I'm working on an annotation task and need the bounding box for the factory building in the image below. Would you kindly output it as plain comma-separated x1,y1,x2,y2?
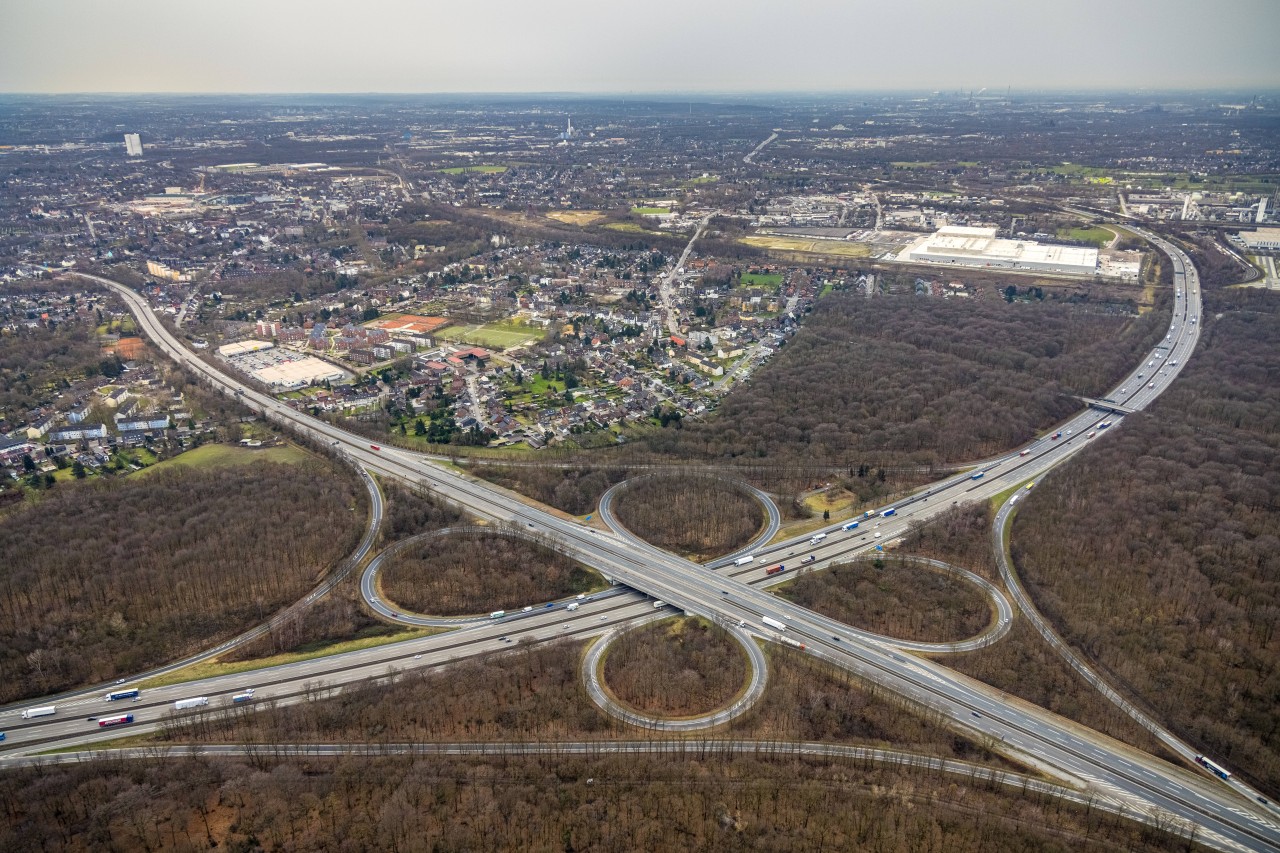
899,226,1099,275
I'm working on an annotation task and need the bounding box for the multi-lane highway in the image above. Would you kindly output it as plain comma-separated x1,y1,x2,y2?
3,232,1275,850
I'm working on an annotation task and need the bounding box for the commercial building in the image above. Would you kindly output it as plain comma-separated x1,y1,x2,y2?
1239,228,1280,251
124,133,143,157
218,340,274,358
898,226,1099,275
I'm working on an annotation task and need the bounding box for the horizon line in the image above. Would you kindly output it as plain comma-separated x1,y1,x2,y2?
2,86,1279,98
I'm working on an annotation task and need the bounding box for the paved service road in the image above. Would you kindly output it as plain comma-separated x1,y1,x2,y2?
7,239,1273,852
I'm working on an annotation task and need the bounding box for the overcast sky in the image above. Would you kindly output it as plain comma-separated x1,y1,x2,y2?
3,0,1277,94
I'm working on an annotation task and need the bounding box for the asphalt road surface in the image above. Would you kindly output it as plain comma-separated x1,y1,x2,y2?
5,236,1274,851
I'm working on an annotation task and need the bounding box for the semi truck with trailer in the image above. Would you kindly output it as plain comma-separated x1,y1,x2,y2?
173,697,209,711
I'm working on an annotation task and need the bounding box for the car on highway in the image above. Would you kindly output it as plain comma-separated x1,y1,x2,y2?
1088,431,1096,438
1148,382,1155,388
801,555,816,564
1065,429,1072,436
1026,482,1035,490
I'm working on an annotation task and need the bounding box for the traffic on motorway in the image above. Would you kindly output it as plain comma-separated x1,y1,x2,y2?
4,233,1276,851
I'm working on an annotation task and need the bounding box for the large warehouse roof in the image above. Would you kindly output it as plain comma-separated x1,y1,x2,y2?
899,226,1098,275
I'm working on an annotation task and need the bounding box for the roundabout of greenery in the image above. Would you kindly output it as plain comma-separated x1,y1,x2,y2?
585,615,764,728
605,473,772,561
777,555,999,647
375,527,608,617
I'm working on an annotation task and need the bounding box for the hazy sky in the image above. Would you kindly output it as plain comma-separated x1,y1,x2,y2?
3,0,1278,93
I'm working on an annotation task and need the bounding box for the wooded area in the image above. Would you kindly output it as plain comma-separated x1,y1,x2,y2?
225,481,465,660
379,532,605,615
0,751,1193,852
610,475,764,560
1011,289,1280,791
904,505,1175,757
0,458,365,702
634,293,1169,489
87,636,1194,851
777,558,992,644
0,319,116,424
476,464,629,515
603,617,748,716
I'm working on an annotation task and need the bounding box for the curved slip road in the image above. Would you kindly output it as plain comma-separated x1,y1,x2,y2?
17,242,1273,852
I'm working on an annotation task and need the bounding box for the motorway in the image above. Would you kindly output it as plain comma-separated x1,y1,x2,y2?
2,231,1276,850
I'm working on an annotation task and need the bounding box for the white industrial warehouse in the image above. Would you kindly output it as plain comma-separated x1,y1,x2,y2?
898,226,1099,275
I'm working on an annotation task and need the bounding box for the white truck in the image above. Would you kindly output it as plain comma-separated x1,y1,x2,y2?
173,697,209,711
21,706,56,719
566,602,579,612
762,616,788,632
732,555,755,567
809,533,827,545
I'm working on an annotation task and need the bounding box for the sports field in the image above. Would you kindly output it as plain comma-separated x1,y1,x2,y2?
439,321,543,350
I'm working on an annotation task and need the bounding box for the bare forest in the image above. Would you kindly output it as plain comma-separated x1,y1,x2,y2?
163,638,992,761
602,617,748,716
379,532,605,616
1011,289,1280,791
0,318,118,424
0,752,1195,853
0,458,365,703
610,475,764,560
778,558,993,644
903,505,1177,758
474,464,629,516
636,293,1170,481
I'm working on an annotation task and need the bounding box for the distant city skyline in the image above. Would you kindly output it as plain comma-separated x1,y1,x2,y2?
3,0,1278,94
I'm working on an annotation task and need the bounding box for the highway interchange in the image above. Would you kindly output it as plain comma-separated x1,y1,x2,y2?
1,228,1277,850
